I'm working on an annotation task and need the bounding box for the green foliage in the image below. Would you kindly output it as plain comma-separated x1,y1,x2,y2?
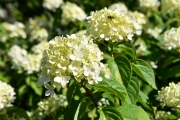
118,104,150,120
1,0,180,119
90,80,128,103
132,59,157,89
99,106,124,120
127,76,140,104
114,55,132,87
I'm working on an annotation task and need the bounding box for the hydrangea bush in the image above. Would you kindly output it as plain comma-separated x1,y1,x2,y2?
0,0,180,119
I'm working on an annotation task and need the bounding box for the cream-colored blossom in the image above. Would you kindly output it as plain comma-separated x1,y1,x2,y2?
27,94,67,119
98,98,110,106
43,0,63,11
139,0,160,10
161,27,180,52
28,19,48,42
134,38,147,56
8,42,49,74
38,94,68,115
86,8,142,42
8,45,28,70
128,11,147,35
22,54,42,74
61,2,87,25
156,82,180,110
1,22,26,42
75,30,87,37
155,111,169,120
108,2,128,13
37,34,105,96
31,41,49,57
24,42,49,74
30,28,48,42
149,61,158,69
0,8,7,19
161,0,180,15
147,27,162,38
0,81,16,110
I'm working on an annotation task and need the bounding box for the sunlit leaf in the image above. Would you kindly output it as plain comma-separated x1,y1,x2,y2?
132,59,157,89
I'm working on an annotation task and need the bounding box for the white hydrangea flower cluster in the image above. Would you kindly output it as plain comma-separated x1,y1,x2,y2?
22,54,44,74
0,80,16,110
128,11,147,35
139,0,160,10
155,111,169,120
37,34,105,96
86,8,142,42
28,19,48,42
8,42,49,74
161,27,180,52
0,8,7,19
161,0,180,15
134,39,147,56
98,98,110,106
37,94,68,115
43,0,63,11
1,22,26,42
108,2,128,13
8,45,28,68
75,30,112,79
156,82,180,110
61,2,87,25
31,41,49,57
147,27,162,38
75,30,87,38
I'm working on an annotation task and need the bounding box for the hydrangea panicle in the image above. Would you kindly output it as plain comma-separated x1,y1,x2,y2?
37,34,106,96
156,82,180,111
0,80,16,110
161,27,180,52
161,0,180,16
139,0,160,10
61,2,87,25
8,42,49,74
108,2,128,13
86,8,142,42
43,0,63,11
1,22,26,42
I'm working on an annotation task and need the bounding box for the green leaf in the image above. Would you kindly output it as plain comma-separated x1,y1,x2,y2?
64,100,80,120
127,76,140,104
137,97,152,112
115,55,132,87
162,56,180,68
30,81,42,96
107,57,123,84
74,97,90,120
102,92,115,104
118,104,150,120
101,106,124,120
90,80,128,103
78,101,90,119
168,66,180,78
98,109,106,120
5,106,30,120
139,91,149,103
67,79,80,105
18,85,28,97
132,59,157,89
116,43,136,59
25,76,42,96
74,100,82,120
